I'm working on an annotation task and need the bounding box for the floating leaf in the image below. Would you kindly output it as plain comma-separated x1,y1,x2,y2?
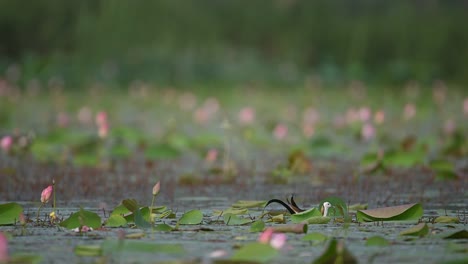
250,220,265,232
312,239,357,264
356,203,423,222
302,232,328,244
125,233,145,239
290,207,321,223
110,204,131,216
349,203,368,211
153,223,174,232
8,254,43,264
179,210,203,225
399,223,429,237
122,199,139,212
444,230,468,239
268,214,285,224
105,215,127,227
434,216,460,224
0,202,23,225
223,213,251,226
232,200,267,209
212,208,248,217
366,236,390,246
231,242,278,263
306,216,331,224
134,207,151,229
74,244,103,256
59,207,102,229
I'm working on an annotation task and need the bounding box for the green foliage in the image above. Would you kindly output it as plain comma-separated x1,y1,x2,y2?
59,207,101,229
105,215,127,227
365,236,390,246
74,245,103,257
443,230,468,240
231,242,278,263
250,220,265,233
223,213,251,226
357,203,423,222
290,208,322,223
178,210,203,225
312,239,357,264
0,202,23,225
231,200,267,209
399,223,429,237
153,223,174,232
302,232,328,244
144,144,180,160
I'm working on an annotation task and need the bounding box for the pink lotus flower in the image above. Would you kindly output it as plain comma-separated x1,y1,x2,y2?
302,107,320,125
302,123,315,138
361,123,375,141
208,249,228,258
205,149,218,163
358,107,371,122
40,185,53,204
98,123,109,139
193,108,210,124
56,112,70,128
373,110,385,125
95,111,108,127
403,103,416,120
345,108,360,124
77,106,93,125
1,136,13,152
238,107,255,125
258,228,287,250
0,232,8,262
152,181,160,196
273,124,288,140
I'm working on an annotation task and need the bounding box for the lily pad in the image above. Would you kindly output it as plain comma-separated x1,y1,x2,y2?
444,230,468,239
356,203,423,222
290,207,321,223
213,208,248,217
306,216,331,224
122,199,139,212
231,242,278,263
366,236,390,246
153,223,174,232
302,232,328,243
74,244,103,257
179,209,203,225
434,216,460,224
0,202,23,225
250,220,265,232
232,200,267,209
59,207,102,229
223,213,251,226
105,215,127,227
134,207,152,229
399,223,429,237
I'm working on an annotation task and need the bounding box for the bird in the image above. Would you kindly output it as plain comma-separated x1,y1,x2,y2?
265,195,332,217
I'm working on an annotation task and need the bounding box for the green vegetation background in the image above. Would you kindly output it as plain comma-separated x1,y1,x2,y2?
1,0,467,87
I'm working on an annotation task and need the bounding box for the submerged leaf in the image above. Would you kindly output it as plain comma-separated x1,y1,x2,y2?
399,223,429,237
179,210,203,225
356,203,423,222
231,242,278,263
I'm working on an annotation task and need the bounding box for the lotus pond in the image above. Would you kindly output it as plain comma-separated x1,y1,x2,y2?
0,84,467,263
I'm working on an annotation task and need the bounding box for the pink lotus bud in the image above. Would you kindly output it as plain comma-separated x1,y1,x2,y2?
205,149,218,163
98,123,109,139
40,185,53,204
358,107,371,122
258,228,274,244
373,110,385,125
302,123,315,138
273,123,288,140
0,232,8,262
152,181,160,196
238,107,255,125
270,233,287,250
1,136,13,152
95,111,108,126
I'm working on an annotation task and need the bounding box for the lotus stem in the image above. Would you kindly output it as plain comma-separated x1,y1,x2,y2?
271,223,307,234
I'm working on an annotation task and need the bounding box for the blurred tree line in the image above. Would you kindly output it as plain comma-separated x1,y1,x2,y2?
1,0,467,86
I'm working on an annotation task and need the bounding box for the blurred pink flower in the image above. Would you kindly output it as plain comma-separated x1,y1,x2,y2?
72,225,93,233
193,107,210,124
95,111,108,127
345,108,360,124
258,228,287,250
1,136,13,152
464,98,468,116
302,123,315,138
273,123,288,140
203,97,220,115
358,107,371,122
238,107,255,125
98,123,109,139
208,249,228,258
373,110,385,125
302,107,320,125
152,181,161,196
205,149,218,163
403,103,416,120
56,112,70,128
361,123,375,141
40,185,53,204
77,107,93,125
0,232,8,262
443,119,456,135
333,115,347,129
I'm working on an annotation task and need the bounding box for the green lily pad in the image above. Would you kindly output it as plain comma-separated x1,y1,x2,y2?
290,207,322,223
348,203,368,211
232,200,267,209
153,223,174,232
105,215,127,227
179,209,203,225
434,216,460,224
0,202,23,225
302,232,328,243
144,144,180,160
366,236,390,246
444,230,468,239
8,254,43,264
250,220,265,232
399,223,429,237
223,213,252,226
134,207,152,229
59,207,102,229
312,239,357,264
231,242,278,263
122,199,139,212
213,208,248,217
306,216,331,224
110,204,132,216
74,244,103,256
356,203,423,222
